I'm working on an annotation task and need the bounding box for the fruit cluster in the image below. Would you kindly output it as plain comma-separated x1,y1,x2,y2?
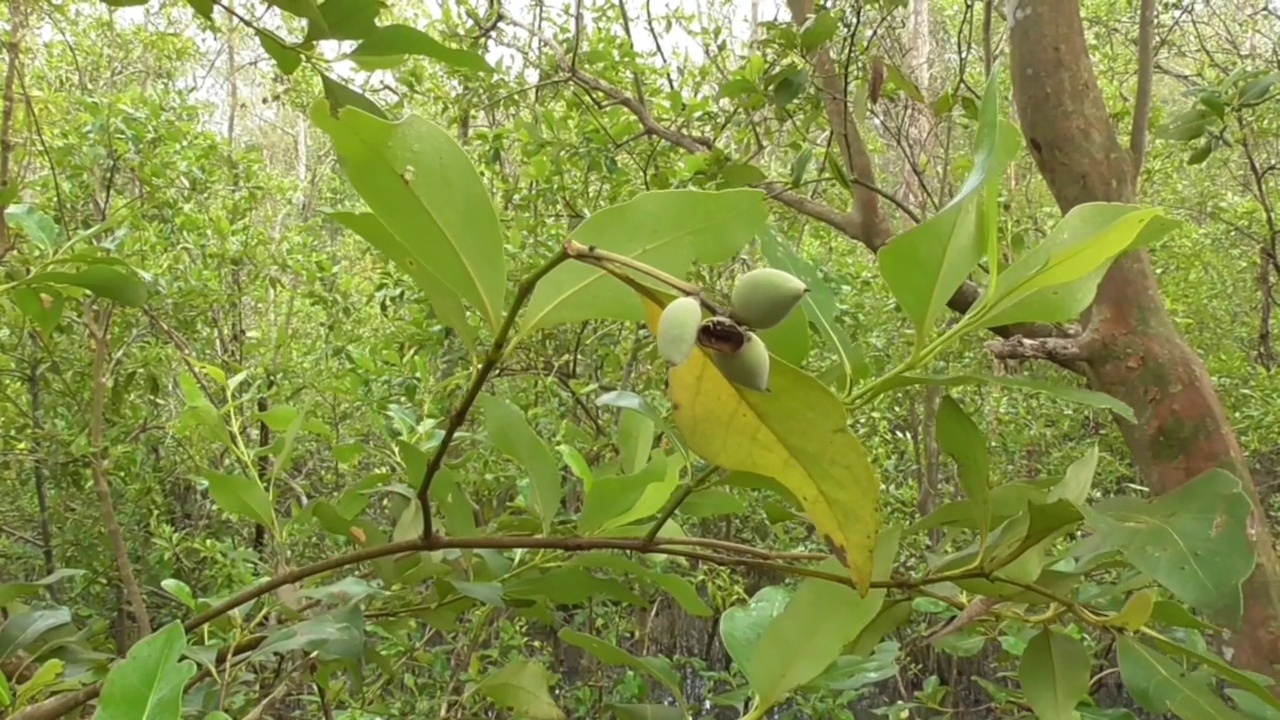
655,268,809,392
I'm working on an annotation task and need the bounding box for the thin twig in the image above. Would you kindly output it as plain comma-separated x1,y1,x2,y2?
417,248,572,536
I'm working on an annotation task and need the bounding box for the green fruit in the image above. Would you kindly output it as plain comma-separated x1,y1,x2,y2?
712,331,771,392
728,267,808,330
656,296,703,365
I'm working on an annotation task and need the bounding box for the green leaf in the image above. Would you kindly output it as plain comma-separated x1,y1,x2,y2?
877,373,1137,423
0,608,72,661
716,163,767,188
10,287,64,337
616,407,654,475
719,585,791,676
975,204,1180,327
1018,628,1090,720
520,189,767,334
679,488,746,518
645,299,881,591
429,467,478,537
1118,636,1247,719
21,265,148,307
0,569,85,607
558,630,686,709
348,25,493,72
799,10,839,52
1187,141,1213,166
265,0,327,31
761,228,870,387
1155,107,1217,141
1236,72,1280,106
747,529,899,710
567,553,713,617
756,297,810,367
1082,469,1255,627
318,74,388,120
505,568,645,607
182,0,213,20
332,211,475,347
312,102,507,333
313,0,381,40
4,204,59,249
198,470,277,531
474,659,566,720
253,605,365,661
1049,444,1098,505
256,30,301,75
479,394,563,532
94,622,196,720
878,72,1021,343
606,704,685,720
1142,633,1280,716
579,455,676,534
883,60,925,103
936,396,991,534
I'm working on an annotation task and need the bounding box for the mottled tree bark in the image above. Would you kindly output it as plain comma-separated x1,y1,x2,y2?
1007,0,1280,680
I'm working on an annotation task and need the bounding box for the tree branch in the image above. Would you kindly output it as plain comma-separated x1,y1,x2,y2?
1128,0,1157,184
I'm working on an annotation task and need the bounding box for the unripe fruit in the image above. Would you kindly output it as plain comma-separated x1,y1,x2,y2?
711,331,771,392
696,316,747,354
728,267,808,330
656,296,703,365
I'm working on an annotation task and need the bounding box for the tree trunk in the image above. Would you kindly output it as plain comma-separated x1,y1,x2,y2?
1006,0,1280,680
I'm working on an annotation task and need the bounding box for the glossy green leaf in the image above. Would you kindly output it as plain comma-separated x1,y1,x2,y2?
318,74,388,119
975,204,1180,327
182,0,213,20
1018,628,1090,720
21,265,148,307
253,604,365,661
719,585,791,677
313,0,381,39
0,608,71,661
747,529,899,710
1155,107,1216,141
617,407,655,476
479,394,563,532
1049,444,1099,505
1082,469,1255,626
348,25,493,72
558,630,686,708
429,467,479,537
198,470,277,531
679,488,746,518
474,659,565,720
799,10,838,52
94,621,196,720
878,72,1020,343
567,552,713,617
1118,636,1246,719
876,372,1137,423
760,229,868,385
579,455,676,534
505,567,645,607
256,30,301,75
756,298,810,367
10,287,65,336
0,569,84,608
4,204,59,249
311,101,506,332
520,189,767,334
1142,633,1280,715
936,396,991,534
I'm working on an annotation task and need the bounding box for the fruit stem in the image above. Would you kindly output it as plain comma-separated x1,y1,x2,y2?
564,239,703,297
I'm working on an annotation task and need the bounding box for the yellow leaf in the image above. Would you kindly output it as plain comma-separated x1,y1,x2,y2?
642,298,882,591
1106,587,1157,631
